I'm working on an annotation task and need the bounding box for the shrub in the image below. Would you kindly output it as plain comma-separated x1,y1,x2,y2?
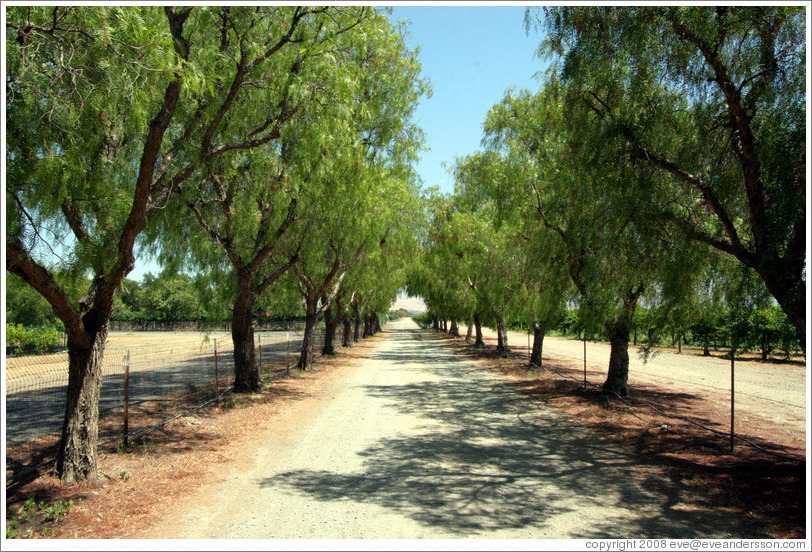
5,324,65,355
411,311,432,328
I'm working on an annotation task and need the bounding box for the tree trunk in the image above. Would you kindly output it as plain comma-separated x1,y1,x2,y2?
495,314,510,353
703,333,710,356
465,319,473,343
449,319,460,337
342,314,353,348
232,274,259,392
530,322,545,367
298,296,319,370
353,311,361,342
473,314,484,347
363,315,373,338
603,326,630,397
57,329,106,484
759,264,805,350
322,300,341,356
374,313,382,333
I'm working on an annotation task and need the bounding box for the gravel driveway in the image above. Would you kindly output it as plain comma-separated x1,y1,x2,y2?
160,318,771,539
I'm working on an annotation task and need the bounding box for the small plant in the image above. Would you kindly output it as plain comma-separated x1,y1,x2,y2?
6,498,74,538
119,471,130,481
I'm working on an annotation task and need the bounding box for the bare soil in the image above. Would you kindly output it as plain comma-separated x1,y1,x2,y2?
440,331,807,539
4,324,807,540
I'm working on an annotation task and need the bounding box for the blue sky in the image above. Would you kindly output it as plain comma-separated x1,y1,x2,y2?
388,4,548,194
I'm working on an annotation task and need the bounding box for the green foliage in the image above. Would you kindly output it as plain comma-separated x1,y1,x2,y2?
535,5,807,341
5,498,73,538
412,311,433,328
388,308,411,320
5,324,65,355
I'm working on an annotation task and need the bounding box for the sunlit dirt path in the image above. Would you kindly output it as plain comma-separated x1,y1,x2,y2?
153,318,770,539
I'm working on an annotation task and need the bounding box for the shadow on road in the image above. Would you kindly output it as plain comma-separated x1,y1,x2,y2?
261,327,771,538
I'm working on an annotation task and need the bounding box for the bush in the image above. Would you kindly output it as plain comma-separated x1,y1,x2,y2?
5,324,65,355
411,312,432,328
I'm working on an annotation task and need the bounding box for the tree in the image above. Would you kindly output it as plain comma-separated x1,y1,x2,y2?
6,6,194,483
535,5,807,344
142,6,385,391
481,83,705,395
138,272,206,325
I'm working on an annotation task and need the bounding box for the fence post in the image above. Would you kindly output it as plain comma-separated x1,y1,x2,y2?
583,336,587,389
258,334,262,372
730,340,736,452
123,350,130,448
214,338,219,405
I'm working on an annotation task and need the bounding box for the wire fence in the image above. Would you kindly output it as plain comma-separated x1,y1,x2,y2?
5,328,326,485
442,325,806,463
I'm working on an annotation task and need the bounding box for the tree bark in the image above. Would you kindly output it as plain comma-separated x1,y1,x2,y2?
322,298,341,356
603,326,630,397
232,272,259,392
495,314,510,353
298,296,319,370
465,319,473,343
342,314,353,348
530,322,545,367
449,319,460,337
374,313,382,333
363,315,374,338
473,314,484,347
353,311,361,342
56,328,106,485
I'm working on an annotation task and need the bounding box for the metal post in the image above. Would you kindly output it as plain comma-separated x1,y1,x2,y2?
730,342,735,452
583,335,588,388
214,338,219,404
123,350,130,448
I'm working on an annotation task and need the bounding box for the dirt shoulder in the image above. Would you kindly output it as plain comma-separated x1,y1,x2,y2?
436,331,807,539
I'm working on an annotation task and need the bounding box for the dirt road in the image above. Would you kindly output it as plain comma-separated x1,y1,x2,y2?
154,318,771,539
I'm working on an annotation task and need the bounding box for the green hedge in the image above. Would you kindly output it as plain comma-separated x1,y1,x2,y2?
5,324,65,356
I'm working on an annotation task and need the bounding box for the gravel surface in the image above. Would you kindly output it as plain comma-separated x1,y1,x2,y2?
157,318,770,539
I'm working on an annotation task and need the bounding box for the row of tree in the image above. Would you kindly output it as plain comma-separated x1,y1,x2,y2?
6,6,428,484
409,6,806,396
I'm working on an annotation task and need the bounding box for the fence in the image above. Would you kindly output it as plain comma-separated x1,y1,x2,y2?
5,328,325,485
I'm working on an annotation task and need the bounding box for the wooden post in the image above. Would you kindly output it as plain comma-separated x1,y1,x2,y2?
214,338,219,404
123,350,130,448
258,334,262,372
